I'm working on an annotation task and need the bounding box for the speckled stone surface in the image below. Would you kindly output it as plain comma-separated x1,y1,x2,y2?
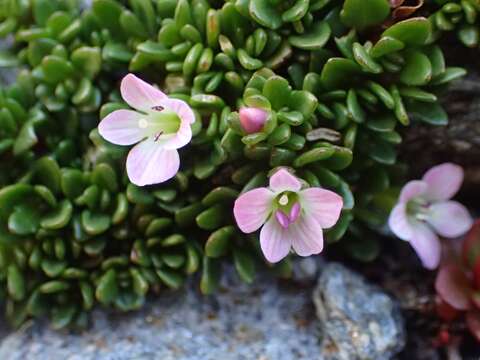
314,263,406,360
0,270,320,360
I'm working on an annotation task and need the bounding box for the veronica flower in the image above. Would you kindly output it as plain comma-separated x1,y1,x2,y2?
98,74,194,186
389,163,473,269
239,107,268,134
233,168,343,263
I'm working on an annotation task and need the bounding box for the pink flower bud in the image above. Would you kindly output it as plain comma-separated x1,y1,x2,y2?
239,107,268,134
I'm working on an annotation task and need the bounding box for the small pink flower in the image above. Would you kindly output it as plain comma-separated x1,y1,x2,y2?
233,168,343,263
239,107,268,134
389,163,473,269
98,74,195,186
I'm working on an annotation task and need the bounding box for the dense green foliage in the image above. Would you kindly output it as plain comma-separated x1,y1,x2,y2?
0,0,469,328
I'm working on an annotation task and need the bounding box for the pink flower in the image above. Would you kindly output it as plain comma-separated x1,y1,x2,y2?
239,107,268,134
233,168,343,263
98,74,194,186
388,163,473,269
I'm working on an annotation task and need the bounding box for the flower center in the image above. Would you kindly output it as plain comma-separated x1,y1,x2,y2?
274,192,301,229
406,197,431,221
138,106,182,140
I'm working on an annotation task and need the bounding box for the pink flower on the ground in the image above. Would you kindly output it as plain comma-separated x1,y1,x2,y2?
98,74,194,186
388,163,472,269
233,168,343,263
239,107,268,134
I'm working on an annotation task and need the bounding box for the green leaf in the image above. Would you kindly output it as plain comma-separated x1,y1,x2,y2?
289,21,331,50
320,58,362,89
249,0,282,30
40,199,73,230
8,205,40,235
7,265,25,301
399,50,432,86
71,47,102,79
96,269,118,304
406,100,448,125
370,36,404,58
381,17,431,46
233,249,255,284
340,0,390,31
205,226,235,258
81,210,111,235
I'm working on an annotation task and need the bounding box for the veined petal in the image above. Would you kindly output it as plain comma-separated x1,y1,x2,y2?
234,188,274,233
427,201,473,238
126,138,179,186
259,217,292,263
388,203,414,241
399,180,428,203
98,109,146,145
269,168,302,193
423,163,464,201
160,98,194,150
409,221,441,269
290,214,324,257
435,264,472,310
299,188,343,229
121,74,167,111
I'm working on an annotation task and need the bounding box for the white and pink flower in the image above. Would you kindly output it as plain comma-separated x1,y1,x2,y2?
233,168,343,263
98,74,195,186
388,163,473,269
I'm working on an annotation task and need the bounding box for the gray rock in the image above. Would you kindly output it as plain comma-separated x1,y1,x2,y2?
313,263,405,360
0,271,320,360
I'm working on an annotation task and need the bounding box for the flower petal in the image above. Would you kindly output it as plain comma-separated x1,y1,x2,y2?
290,215,324,257
435,264,472,310
121,73,167,111
409,221,441,269
260,217,292,263
234,188,274,233
126,138,179,186
98,109,146,145
269,168,302,193
427,201,473,238
423,163,464,201
388,203,414,241
160,98,194,150
399,180,428,203
299,188,343,229
239,107,267,134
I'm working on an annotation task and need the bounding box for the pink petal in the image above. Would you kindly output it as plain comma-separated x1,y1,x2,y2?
427,201,473,238
126,138,180,186
269,168,302,193
289,202,301,223
160,98,194,150
259,217,292,263
399,180,428,203
289,214,324,257
121,74,167,111
299,188,343,229
239,107,268,134
423,163,464,201
435,264,472,310
234,188,274,233
98,109,146,145
409,221,441,269
388,203,414,241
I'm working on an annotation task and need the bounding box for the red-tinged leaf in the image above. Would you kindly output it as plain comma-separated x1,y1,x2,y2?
472,292,480,310
435,296,461,322
474,257,480,290
463,220,480,269
435,264,472,311
466,311,480,342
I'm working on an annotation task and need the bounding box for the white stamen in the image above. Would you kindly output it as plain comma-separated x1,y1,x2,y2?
279,194,289,206
138,118,148,129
